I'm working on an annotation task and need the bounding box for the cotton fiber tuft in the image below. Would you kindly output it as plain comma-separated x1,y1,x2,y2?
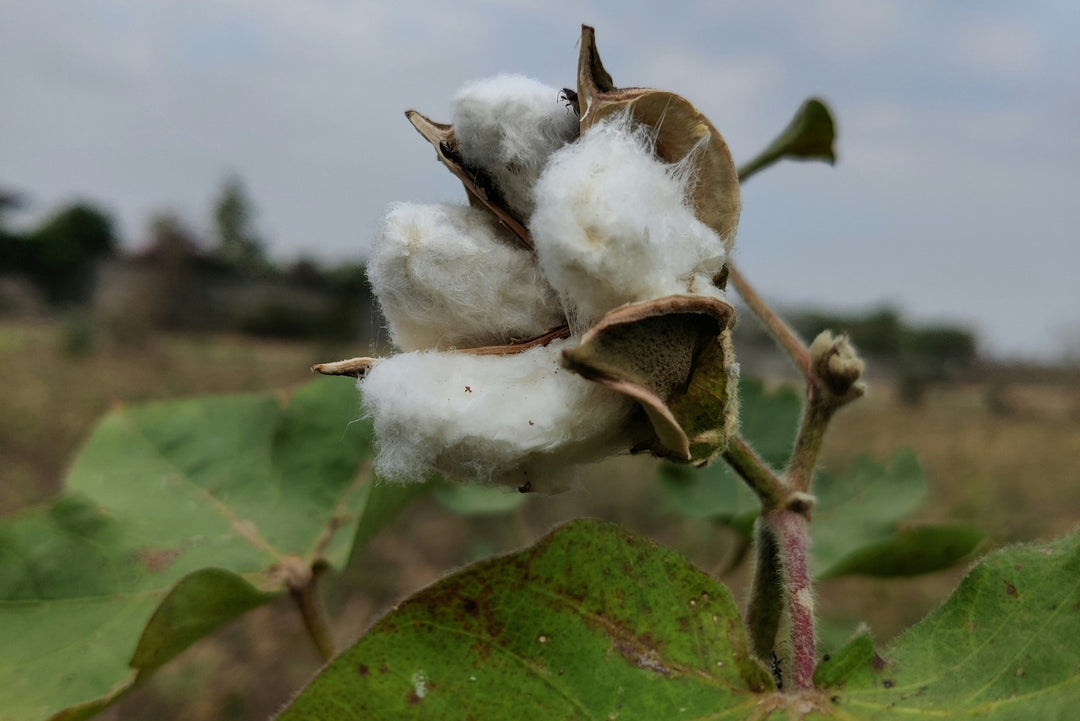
368,203,564,351
530,114,728,330
453,75,579,221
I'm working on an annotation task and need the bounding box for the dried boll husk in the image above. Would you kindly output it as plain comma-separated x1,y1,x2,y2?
405,110,534,249
575,25,741,252
562,295,738,464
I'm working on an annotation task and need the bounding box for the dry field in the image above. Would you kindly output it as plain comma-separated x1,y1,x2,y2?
2,319,1077,720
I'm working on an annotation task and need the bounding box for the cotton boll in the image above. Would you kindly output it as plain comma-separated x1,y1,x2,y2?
359,341,637,490
530,116,728,330
368,203,565,351
453,75,579,221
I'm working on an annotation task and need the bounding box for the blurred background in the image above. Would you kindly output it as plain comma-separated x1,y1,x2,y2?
1,2,1078,719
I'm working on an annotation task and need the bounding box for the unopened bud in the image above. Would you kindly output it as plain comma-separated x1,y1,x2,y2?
810,331,866,397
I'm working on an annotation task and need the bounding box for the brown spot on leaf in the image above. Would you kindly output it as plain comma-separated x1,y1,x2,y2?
613,638,672,677
883,679,896,688
1005,581,1018,597
357,664,369,676
407,691,423,705
871,654,887,671
136,547,181,573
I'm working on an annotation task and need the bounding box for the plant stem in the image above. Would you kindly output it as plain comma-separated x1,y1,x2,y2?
746,520,784,663
722,265,864,691
722,435,788,509
785,396,835,494
727,265,811,380
291,575,336,662
737,150,784,184
766,510,817,691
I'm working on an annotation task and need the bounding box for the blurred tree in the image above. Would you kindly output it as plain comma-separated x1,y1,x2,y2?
213,175,267,272
794,306,905,357
6,203,117,306
792,305,977,390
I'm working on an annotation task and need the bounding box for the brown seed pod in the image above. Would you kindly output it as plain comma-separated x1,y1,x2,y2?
576,25,741,250
561,295,738,463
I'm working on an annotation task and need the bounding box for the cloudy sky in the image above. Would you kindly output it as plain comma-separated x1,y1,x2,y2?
2,1,1078,359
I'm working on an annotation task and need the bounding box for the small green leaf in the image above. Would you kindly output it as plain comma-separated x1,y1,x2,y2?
814,628,875,688
812,451,981,579
738,97,837,182
659,463,759,534
822,529,1080,718
433,484,527,516
816,525,983,580
277,519,773,720
0,379,422,721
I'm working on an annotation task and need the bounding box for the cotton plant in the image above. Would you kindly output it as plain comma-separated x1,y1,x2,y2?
317,28,745,491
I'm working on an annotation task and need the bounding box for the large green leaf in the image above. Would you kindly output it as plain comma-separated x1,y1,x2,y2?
813,451,982,579
280,521,1080,720
0,378,422,721
277,519,774,720
816,528,1080,718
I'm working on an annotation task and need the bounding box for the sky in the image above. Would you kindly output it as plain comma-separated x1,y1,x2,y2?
2,0,1078,360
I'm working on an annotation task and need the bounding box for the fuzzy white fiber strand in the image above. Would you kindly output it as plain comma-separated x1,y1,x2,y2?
368,203,565,352
530,115,728,330
359,341,636,489
453,75,579,221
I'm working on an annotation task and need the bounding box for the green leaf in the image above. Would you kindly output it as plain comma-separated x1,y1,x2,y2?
818,529,1080,718
277,519,774,720
814,628,875,689
0,378,421,721
433,483,528,516
738,97,837,182
658,378,799,532
812,451,982,579
816,524,983,580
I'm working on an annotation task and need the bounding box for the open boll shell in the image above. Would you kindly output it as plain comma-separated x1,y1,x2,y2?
561,294,739,463
405,110,534,249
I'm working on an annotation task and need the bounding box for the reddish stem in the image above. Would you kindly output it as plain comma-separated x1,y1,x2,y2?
766,509,817,690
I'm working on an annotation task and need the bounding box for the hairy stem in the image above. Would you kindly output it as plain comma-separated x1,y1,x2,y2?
766,510,817,691
727,265,811,380
786,395,836,493
746,520,784,664
291,576,336,662
722,435,788,509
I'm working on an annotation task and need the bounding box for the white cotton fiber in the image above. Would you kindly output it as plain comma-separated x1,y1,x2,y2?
453,75,579,221
368,203,565,351
358,341,637,489
529,115,728,330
